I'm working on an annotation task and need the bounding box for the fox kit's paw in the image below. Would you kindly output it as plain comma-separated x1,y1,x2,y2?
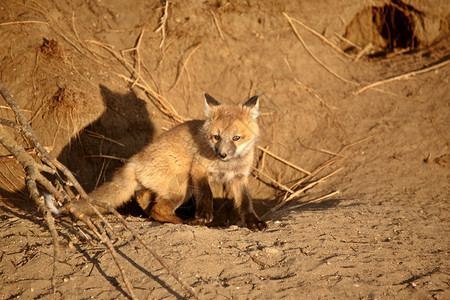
243,213,267,231
247,220,267,231
187,218,211,226
188,216,213,226
189,207,213,225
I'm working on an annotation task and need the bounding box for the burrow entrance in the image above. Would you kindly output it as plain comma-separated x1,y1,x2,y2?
342,0,445,57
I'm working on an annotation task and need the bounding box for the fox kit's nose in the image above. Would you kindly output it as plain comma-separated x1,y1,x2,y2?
218,152,227,159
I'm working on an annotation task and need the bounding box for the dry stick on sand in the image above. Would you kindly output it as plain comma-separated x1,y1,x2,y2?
354,58,450,95
288,16,351,59
168,42,202,91
288,190,340,210
261,167,343,220
0,20,49,26
42,198,59,293
83,129,126,147
251,167,295,194
0,83,199,299
353,43,373,63
84,154,126,162
284,167,343,203
121,27,146,89
286,158,340,197
0,146,53,163
257,146,311,175
210,10,225,40
334,32,362,51
283,12,359,86
319,148,348,158
155,0,169,51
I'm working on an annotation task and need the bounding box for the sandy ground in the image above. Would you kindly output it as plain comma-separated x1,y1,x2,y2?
0,0,449,299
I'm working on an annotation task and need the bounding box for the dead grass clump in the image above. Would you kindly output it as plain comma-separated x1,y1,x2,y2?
40,38,62,58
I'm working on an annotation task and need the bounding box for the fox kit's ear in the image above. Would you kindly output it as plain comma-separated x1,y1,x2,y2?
204,93,221,118
243,95,259,119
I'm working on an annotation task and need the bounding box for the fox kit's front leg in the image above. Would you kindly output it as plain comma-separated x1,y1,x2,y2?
231,177,267,230
189,168,214,225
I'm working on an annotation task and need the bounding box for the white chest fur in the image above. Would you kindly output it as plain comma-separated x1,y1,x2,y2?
207,163,249,183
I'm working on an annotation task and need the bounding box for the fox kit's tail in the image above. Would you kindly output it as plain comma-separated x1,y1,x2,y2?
46,164,138,216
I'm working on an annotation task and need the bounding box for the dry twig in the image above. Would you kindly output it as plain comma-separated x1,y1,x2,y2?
155,0,169,51
0,20,48,26
251,167,294,194
283,12,359,86
289,16,351,59
334,32,361,50
353,43,373,62
354,58,450,95
168,43,202,91
83,129,126,147
288,190,340,210
257,146,310,175
284,167,343,203
0,145,53,163
121,27,146,89
210,10,225,40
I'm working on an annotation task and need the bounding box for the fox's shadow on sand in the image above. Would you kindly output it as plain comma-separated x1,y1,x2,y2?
58,84,155,193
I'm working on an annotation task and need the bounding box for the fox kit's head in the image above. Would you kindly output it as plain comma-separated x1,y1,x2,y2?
203,94,259,162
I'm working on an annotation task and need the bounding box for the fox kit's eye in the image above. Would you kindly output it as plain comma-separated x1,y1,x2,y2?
213,135,221,141
232,136,241,141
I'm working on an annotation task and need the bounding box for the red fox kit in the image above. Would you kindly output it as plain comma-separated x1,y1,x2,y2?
48,94,266,230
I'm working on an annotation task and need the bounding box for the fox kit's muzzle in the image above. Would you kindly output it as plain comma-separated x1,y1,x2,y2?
215,140,236,161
